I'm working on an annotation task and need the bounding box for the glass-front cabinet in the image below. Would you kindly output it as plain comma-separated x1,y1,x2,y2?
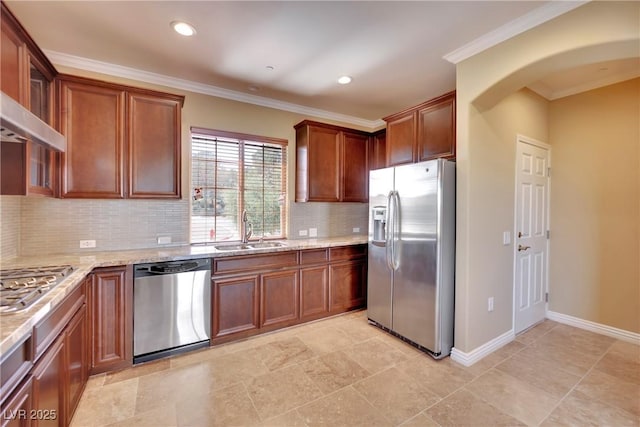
26,57,56,196
0,3,57,196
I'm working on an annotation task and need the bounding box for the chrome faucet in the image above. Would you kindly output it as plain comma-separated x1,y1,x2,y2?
241,209,252,243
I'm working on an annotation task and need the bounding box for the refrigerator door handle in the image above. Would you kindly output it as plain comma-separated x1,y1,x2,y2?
385,191,394,271
391,191,401,270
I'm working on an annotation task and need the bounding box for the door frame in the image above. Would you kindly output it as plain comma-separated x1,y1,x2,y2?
512,134,551,334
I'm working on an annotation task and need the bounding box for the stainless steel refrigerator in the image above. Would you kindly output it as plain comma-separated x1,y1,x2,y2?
367,158,455,358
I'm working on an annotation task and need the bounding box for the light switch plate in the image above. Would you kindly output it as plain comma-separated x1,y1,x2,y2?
503,231,511,245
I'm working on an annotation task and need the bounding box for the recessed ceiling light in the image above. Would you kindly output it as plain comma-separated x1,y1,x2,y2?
338,75,352,85
171,21,196,37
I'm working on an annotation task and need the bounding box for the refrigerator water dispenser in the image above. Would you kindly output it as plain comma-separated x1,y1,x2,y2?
372,206,387,242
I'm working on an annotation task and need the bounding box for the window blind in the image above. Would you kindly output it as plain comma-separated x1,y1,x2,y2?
191,129,287,244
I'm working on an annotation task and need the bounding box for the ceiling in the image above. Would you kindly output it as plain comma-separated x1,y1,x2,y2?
6,1,630,127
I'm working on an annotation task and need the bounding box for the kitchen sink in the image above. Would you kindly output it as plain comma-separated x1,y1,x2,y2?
214,244,251,251
249,242,286,249
213,241,287,251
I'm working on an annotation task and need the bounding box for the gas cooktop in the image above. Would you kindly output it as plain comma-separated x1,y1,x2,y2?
0,265,74,314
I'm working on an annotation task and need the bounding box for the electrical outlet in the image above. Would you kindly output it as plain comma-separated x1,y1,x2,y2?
299,229,308,237
157,236,172,245
309,228,317,237
488,297,494,312
79,240,96,249
353,227,360,233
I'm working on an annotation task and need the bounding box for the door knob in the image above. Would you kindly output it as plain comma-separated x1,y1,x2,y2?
518,244,530,252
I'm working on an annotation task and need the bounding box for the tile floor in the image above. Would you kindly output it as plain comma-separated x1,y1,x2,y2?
71,310,640,427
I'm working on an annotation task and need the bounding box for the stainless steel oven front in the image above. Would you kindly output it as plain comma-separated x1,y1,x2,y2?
133,258,211,364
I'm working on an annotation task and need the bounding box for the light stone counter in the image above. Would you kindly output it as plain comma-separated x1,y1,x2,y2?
0,236,367,356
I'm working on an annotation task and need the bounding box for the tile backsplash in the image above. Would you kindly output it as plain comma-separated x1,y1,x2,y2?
0,196,21,261
19,197,190,256
0,196,368,258
288,201,368,239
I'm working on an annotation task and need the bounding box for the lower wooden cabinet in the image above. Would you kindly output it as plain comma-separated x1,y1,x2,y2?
260,270,299,328
212,275,260,338
31,335,65,427
65,305,87,424
300,265,329,321
1,376,33,427
211,245,366,344
329,259,367,313
89,266,132,374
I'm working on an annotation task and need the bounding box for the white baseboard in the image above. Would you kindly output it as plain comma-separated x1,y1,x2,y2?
451,312,639,367
450,329,515,367
546,310,640,345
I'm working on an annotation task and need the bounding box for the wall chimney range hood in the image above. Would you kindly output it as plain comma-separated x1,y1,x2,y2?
1,91,66,152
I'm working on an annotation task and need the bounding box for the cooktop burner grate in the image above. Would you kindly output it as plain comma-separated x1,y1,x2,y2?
0,265,74,313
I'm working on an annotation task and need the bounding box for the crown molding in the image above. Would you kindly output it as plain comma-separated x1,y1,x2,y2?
443,1,589,65
45,50,385,130
531,69,640,100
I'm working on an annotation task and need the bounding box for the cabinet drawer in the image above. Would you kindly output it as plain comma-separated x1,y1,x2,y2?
329,245,367,261
0,335,32,406
213,251,298,275
33,280,86,360
300,249,328,265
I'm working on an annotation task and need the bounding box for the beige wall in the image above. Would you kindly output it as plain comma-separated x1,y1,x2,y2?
456,89,549,350
549,78,640,333
455,1,640,352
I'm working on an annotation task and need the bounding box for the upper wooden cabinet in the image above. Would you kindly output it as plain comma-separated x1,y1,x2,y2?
368,129,387,171
1,3,58,197
341,130,369,202
57,75,184,199
128,93,182,198
295,120,369,203
57,77,126,198
383,91,456,166
0,3,56,111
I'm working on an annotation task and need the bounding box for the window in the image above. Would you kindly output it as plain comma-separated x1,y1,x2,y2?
190,127,287,244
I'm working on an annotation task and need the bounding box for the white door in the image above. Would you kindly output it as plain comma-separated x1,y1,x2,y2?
514,136,550,334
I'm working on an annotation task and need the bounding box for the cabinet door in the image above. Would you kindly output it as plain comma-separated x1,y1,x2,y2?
341,131,369,202
329,259,366,313
386,112,416,167
260,270,299,328
306,125,341,202
31,335,65,427
368,130,386,171
417,94,455,161
58,79,126,198
0,11,25,103
300,266,329,321
65,305,87,424
1,376,33,427
90,267,132,374
212,275,260,338
128,93,181,198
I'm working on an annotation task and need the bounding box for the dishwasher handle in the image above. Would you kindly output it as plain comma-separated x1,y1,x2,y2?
135,259,210,277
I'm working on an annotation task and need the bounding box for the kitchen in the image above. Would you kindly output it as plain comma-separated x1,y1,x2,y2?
1,1,639,426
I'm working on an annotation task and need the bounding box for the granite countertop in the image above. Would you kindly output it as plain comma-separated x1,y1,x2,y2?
0,236,367,357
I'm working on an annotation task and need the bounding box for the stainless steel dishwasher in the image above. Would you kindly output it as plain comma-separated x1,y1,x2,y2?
133,258,211,364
